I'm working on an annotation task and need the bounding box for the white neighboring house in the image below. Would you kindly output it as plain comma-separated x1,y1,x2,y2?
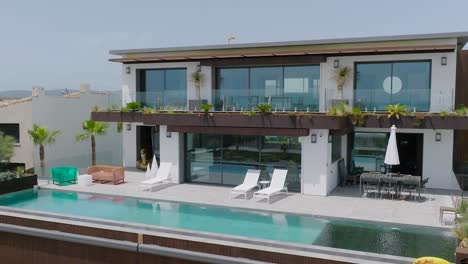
0,84,123,175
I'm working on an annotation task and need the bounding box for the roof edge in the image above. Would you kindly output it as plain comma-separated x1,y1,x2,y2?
109,31,468,55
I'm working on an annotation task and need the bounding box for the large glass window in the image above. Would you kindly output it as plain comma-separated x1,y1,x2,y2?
137,69,187,108
215,65,319,111
185,134,302,192
260,136,301,192
0,124,19,143
351,132,387,172
284,66,320,111
185,134,223,185
355,61,431,111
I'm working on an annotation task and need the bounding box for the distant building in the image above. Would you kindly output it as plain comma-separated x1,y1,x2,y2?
0,84,122,175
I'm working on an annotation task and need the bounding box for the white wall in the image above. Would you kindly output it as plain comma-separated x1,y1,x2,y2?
301,129,330,196
355,127,459,190
321,49,457,112
159,125,183,183
0,100,34,168
32,91,123,175
122,122,139,167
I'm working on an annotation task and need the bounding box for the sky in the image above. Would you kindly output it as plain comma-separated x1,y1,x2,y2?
0,0,467,91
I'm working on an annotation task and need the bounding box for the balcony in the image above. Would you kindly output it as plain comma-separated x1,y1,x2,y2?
212,89,319,112
353,88,432,112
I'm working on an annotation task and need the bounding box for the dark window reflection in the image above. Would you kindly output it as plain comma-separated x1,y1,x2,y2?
355,61,431,111
185,134,302,192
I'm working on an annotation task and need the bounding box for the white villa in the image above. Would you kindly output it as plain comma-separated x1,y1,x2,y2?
94,32,468,196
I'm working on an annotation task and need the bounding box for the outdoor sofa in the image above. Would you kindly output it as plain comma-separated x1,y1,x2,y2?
87,165,125,185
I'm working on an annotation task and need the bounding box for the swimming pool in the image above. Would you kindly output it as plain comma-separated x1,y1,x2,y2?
0,189,456,261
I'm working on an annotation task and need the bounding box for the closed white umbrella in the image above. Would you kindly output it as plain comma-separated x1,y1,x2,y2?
145,164,151,179
149,155,158,178
384,125,400,176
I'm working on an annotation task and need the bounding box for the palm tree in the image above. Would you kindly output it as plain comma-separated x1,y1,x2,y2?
75,120,108,166
28,124,62,168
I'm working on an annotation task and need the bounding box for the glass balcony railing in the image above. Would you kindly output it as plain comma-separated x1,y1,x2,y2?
212,89,320,112
353,89,431,112
136,91,187,110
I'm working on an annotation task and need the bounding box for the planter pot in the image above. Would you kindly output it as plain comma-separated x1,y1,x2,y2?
0,175,37,195
188,100,208,111
429,116,468,129
329,99,349,107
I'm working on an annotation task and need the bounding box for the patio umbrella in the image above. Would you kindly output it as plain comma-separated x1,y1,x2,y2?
149,155,158,178
145,164,151,179
384,125,400,175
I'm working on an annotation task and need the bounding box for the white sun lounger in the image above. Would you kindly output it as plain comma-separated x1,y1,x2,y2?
139,162,172,192
253,169,288,203
229,169,261,200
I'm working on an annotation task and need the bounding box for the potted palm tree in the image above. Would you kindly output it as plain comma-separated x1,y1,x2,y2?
75,120,108,166
189,71,208,110
331,66,352,106
28,124,61,174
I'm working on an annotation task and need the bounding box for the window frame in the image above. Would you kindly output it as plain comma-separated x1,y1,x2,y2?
136,68,187,108
0,123,20,144
214,64,321,111
353,60,432,111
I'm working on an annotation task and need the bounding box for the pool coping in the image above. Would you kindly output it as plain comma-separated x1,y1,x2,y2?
39,185,452,231
0,189,435,264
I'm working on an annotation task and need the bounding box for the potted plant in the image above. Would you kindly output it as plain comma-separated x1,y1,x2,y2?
189,71,208,110
331,66,352,105
0,163,37,195
192,71,203,98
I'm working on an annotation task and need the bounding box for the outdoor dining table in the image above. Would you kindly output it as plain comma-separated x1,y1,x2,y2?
359,172,421,197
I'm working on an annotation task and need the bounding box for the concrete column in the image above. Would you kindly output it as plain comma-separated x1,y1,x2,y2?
123,123,137,167
301,129,330,196
159,125,183,183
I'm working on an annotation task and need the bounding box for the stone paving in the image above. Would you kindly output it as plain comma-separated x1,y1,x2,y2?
39,170,458,227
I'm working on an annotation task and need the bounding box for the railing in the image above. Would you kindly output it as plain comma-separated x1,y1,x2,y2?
135,91,187,110
353,88,431,112
115,87,453,113
212,89,320,112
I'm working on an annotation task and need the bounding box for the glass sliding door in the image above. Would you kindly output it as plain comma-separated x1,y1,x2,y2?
391,62,431,111
250,67,283,109
355,61,431,111
260,136,301,192
164,69,187,108
355,63,392,110
185,134,302,192
221,135,259,185
137,68,187,109
215,68,249,110
284,66,320,111
351,132,387,172
214,65,320,111
185,134,222,184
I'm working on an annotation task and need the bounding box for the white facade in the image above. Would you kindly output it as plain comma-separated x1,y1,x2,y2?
119,36,463,195
28,87,123,175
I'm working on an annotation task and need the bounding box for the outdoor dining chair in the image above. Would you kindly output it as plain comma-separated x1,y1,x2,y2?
363,176,380,198
380,177,398,200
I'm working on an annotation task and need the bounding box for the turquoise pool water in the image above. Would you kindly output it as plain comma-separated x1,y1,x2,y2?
0,189,456,261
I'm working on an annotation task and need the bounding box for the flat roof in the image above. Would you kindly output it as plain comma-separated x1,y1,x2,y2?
110,31,468,55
